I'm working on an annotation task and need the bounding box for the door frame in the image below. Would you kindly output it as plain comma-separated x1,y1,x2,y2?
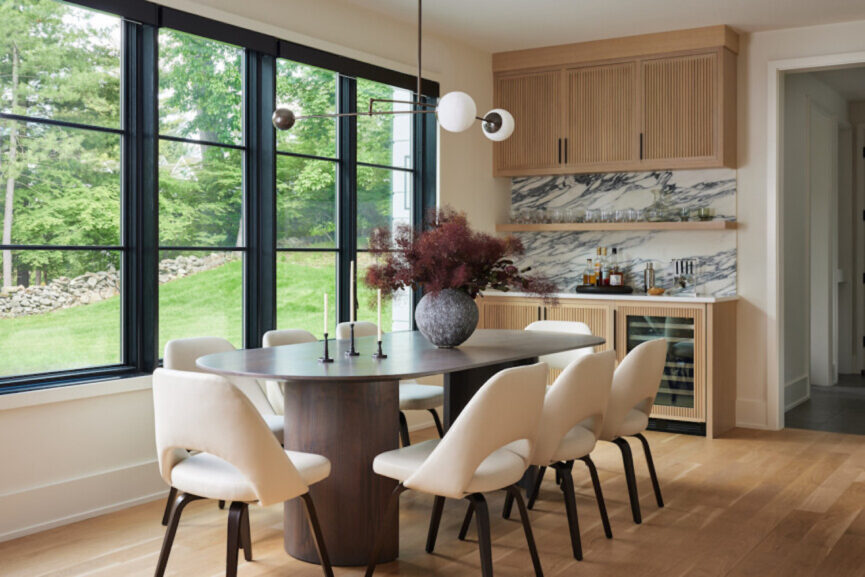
768,50,865,429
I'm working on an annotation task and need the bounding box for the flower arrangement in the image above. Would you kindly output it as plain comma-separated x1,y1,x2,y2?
364,207,557,299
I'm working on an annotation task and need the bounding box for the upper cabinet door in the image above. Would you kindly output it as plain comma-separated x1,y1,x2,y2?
493,70,562,175
565,61,639,168
641,52,718,164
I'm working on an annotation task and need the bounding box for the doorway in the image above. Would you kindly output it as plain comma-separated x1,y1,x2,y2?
781,65,865,434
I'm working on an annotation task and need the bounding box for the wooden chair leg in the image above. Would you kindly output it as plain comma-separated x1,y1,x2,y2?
155,492,202,577
468,494,494,577
502,489,515,519
556,462,583,561
161,487,177,526
613,437,642,524
226,502,245,577
239,503,252,562
426,496,446,553
506,485,544,577
399,412,411,447
428,408,444,437
580,455,613,538
301,493,334,577
458,500,475,541
365,484,407,577
634,433,664,508
526,465,547,510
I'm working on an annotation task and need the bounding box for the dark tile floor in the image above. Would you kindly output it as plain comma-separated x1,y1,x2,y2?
785,373,865,435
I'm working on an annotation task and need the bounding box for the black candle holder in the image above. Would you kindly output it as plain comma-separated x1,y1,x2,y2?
318,333,334,363
345,323,360,357
372,339,387,359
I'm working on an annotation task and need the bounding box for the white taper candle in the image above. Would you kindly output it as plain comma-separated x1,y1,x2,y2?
377,289,382,341
349,260,355,323
323,293,328,335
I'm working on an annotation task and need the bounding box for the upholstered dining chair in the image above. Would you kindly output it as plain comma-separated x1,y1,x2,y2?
599,338,668,524
262,329,318,415
365,362,549,577
152,369,333,577
486,350,617,561
160,337,283,526
336,321,445,445
525,320,595,370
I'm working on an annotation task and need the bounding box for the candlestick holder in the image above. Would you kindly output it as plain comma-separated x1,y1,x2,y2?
345,323,360,357
372,339,387,359
318,333,334,363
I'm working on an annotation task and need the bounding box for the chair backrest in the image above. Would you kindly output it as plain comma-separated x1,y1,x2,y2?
404,362,548,499
525,320,594,370
262,329,318,414
163,337,274,417
531,350,616,466
335,321,378,340
152,369,308,506
599,338,668,441
263,329,317,348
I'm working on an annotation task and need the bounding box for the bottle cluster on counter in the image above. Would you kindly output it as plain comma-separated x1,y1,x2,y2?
577,248,700,297
581,246,625,288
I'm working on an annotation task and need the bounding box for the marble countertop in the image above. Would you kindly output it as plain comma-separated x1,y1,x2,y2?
482,290,738,304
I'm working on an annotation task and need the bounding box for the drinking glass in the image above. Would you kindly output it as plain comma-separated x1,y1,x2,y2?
614,209,627,223
601,209,615,223
585,208,598,223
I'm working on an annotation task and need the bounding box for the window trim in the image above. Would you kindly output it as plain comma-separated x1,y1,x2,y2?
0,0,438,392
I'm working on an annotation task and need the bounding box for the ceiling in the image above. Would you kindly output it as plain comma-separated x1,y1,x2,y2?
336,0,865,53
811,67,865,101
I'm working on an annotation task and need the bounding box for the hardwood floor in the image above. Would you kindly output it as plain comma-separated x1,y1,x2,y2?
4,426,865,577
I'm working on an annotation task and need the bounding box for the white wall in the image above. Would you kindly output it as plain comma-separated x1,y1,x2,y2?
837,125,855,375
781,73,848,406
0,0,499,542
737,19,865,429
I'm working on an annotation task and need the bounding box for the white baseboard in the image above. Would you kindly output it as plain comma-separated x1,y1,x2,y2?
784,374,810,411
0,459,166,543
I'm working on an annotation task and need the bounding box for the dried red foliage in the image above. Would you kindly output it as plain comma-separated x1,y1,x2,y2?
364,207,558,300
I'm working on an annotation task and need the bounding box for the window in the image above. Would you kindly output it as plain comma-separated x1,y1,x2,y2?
0,1,123,378
157,29,245,350
0,0,436,391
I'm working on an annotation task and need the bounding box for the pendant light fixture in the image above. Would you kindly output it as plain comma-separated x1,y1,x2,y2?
272,0,515,141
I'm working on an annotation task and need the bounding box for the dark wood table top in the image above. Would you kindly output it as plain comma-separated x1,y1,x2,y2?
196,329,605,382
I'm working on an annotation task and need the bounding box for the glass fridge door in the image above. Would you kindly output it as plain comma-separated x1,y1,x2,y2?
625,315,695,410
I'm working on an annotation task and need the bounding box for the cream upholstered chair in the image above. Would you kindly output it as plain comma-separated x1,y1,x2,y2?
600,338,668,524
160,337,283,525
152,369,333,577
488,350,617,561
262,329,318,415
365,363,549,577
336,321,445,445
525,320,594,370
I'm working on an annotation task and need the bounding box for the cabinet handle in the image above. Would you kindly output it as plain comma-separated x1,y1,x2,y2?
557,138,562,164
543,307,548,320
537,306,542,321
639,133,643,160
564,138,568,164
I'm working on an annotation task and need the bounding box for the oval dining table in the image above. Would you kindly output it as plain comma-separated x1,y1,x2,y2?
197,328,604,567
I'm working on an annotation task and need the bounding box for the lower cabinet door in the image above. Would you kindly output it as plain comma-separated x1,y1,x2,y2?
616,303,706,422
477,297,540,330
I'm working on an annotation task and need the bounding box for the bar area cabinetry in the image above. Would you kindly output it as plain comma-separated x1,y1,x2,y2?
477,295,736,437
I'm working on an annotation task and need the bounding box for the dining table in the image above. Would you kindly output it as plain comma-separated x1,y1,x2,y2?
197,328,605,567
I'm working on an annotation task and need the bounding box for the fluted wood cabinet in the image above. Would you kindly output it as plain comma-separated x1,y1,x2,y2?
476,295,737,438
491,25,738,176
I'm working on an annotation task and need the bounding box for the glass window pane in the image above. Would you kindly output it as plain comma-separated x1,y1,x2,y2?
357,166,413,249
0,121,120,246
276,252,336,339
158,250,242,351
159,140,243,247
0,1,121,129
159,29,243,146
276,156,336,249
357,78,413,168
276,60,337,158
0,250,121,377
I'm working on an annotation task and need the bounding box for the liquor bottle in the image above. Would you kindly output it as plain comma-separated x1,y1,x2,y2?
601,247,611,286
610,248,624,287
594,247,603,286
582,258,594,285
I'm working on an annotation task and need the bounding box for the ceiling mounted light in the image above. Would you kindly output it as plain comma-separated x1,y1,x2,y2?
272,0,513,141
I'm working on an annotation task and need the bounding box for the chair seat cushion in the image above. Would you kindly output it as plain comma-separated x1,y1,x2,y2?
373,439,528,495
550,424,597,463
617,409,649,437
399,383,444,411
263,414,284,444
170,450,330,502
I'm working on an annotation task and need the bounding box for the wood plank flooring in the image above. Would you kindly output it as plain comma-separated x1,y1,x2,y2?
3,427,865,577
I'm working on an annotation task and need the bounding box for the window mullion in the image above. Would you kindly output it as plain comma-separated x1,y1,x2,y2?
337,75,357,324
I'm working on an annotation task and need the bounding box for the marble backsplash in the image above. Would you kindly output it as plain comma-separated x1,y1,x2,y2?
510,169,737,296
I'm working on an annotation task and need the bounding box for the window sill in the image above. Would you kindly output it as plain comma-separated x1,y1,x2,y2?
0,371,152,411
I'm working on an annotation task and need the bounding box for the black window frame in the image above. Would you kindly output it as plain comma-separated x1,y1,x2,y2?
0,0,438,393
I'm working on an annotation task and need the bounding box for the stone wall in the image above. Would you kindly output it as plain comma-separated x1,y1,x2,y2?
0,253,234,319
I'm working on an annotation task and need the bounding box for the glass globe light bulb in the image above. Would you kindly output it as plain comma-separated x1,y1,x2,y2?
436,91,477,133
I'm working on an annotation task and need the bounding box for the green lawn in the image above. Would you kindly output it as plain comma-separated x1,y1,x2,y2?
0,252,392,377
